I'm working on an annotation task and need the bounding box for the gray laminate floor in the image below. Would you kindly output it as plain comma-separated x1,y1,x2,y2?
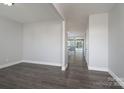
0,51,122,89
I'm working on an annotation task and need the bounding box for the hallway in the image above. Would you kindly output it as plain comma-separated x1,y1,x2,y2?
68,49,87,70
67,49,122,89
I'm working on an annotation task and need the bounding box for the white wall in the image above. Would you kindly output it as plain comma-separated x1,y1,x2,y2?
85,27,89,65
61,21,68,70
65,22,69,70
109,4,124,86
22,21,62,66
0,16,22,67
88,13,108,71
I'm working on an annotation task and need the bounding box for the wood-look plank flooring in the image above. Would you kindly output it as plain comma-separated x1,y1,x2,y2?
0,50,122,89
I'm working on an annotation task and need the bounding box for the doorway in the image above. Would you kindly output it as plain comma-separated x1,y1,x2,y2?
67,37,84,65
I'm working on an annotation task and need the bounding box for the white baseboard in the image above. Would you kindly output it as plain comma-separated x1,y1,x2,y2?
0,61,22,69
61,63,68,71
21,60,61,67
88,66,108,72
109,70,124,88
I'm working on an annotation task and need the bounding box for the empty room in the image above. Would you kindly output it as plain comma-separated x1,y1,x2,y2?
0,1,124,90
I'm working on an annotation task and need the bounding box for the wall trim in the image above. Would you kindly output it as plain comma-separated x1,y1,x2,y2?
61,63,68,71
0,60,62,70
0,61,22,69
88,66,108,72
109,70,124,88
21,60,61,67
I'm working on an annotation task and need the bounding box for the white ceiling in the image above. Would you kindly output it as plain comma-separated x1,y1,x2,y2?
0,3,115,37
0,3,62,23
54,3,115,36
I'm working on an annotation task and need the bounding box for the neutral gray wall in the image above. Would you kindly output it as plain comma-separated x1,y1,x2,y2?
88,13,108,71
109,4,124,80
0,16,63,67
22,21,62,66
0,16,22,66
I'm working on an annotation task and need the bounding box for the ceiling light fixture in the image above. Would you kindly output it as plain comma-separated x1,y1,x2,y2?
0,0,14,6
3,2,14,6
